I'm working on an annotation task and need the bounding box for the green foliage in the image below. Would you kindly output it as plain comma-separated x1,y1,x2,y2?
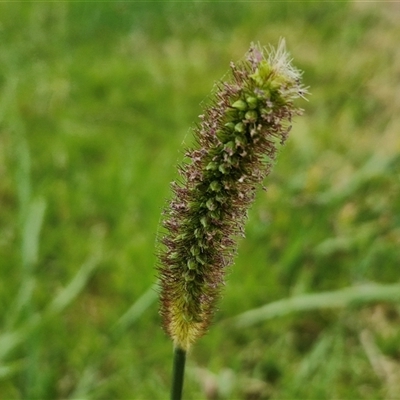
0,2,399,399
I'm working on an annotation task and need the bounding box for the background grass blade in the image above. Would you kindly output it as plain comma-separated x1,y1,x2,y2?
113,283,158,335
230,283,400,328
46,254,101,316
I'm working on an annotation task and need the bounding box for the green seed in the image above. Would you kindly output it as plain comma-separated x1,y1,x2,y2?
235,135,246,147
184,270,196,281
190,246,200,256
246,96,258,109
195,255,206,265
245,110,258,123
234,122,245,133
231,99,248,111
206,161,218,171
206,198,217,211
187,259,197,270
224,122,235,130
209,181,221,192
218,164,228,174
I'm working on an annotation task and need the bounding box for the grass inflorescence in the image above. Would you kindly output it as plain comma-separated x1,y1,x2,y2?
158,41,308,351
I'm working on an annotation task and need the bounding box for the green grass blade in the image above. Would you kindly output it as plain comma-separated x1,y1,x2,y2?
113,283,158,335
21,197,46,271
230,283,400,328
46,255,100,316
0,314,41,362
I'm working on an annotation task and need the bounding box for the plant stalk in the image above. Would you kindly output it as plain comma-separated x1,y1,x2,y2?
171,346,186,400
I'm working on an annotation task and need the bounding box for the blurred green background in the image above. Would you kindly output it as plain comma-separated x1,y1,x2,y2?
1,2,400,399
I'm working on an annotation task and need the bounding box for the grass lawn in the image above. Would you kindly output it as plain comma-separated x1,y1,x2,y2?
1,2,400,399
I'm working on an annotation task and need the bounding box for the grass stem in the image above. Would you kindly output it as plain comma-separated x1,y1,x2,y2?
171,346,186,400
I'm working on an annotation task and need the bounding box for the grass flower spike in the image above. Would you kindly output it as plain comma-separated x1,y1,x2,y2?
158,40,308,352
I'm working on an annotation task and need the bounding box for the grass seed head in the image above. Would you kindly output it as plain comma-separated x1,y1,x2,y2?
157,40,308,350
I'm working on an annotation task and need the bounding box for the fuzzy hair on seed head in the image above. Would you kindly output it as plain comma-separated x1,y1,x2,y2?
157,41,308,350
